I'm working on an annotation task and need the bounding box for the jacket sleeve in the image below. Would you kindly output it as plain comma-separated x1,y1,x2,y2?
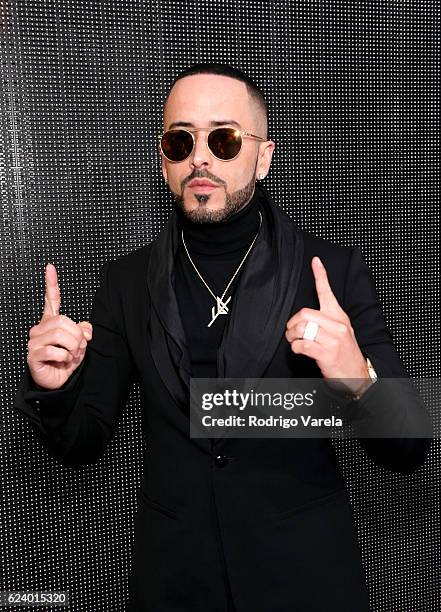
328,246,433,474
13,261,137,466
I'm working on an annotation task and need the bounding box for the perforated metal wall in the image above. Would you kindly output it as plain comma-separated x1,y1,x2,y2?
1,2,439,611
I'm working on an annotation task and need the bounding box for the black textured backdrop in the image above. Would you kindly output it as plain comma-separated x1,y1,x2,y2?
1,1,439,611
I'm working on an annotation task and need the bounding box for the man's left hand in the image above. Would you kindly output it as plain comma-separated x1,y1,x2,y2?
285,256,371,395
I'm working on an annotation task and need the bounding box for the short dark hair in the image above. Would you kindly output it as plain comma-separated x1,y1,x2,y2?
163,62,268,136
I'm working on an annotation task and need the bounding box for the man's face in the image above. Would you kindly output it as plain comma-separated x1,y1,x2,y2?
161,74,274,223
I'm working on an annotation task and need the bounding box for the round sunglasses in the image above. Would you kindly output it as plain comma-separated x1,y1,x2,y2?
158,126,266,162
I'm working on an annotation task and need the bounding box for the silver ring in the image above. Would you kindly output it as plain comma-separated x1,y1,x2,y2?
303,321,319,342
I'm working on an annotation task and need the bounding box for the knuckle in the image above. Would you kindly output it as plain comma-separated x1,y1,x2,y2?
61,314,74,328
32,321,45,334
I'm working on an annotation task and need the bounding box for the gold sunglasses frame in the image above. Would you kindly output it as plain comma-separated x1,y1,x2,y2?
158,127,266,163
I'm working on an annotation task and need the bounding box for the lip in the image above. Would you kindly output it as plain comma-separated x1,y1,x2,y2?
189,184,218,193
188,179,219,191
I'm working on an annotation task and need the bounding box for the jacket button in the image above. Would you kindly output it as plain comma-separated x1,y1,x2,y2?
214,454,228,468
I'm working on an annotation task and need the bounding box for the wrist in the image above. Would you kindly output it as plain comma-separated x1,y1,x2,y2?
348,356,378,400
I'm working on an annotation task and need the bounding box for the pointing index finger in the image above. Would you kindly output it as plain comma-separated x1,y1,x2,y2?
312,256,339,312
43,263,61,318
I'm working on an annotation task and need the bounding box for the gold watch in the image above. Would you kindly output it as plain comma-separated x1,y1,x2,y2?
351,357,378,400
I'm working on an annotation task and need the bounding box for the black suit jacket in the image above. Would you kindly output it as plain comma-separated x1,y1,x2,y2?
14,209,432,611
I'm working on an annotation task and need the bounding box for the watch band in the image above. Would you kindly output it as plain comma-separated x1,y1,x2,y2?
350,356,378,401
366,357,378,382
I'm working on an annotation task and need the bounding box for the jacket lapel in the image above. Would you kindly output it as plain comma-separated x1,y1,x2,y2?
146,215,192,412
217,185,304,380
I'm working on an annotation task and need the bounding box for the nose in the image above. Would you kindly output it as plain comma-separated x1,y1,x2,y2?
190,131,212,169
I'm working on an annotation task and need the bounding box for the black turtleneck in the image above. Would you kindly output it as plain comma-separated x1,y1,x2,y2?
174,186,262,378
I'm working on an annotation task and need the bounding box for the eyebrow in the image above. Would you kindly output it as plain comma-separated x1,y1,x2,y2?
167,119,242,130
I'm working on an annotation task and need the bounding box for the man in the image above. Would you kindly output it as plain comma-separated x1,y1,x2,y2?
14,63,432,611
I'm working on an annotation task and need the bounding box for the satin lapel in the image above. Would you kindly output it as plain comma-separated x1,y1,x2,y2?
218,186,304,380
214,187,304,449
146,214,192,412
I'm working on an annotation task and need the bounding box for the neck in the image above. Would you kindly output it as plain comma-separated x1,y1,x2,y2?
176,185,262,257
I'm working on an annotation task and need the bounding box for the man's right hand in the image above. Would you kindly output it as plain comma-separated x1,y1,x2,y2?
26,263,93,390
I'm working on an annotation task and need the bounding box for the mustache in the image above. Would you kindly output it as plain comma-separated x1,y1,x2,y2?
183,171,226,188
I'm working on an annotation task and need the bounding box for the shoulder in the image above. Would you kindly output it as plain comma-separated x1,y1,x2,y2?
266,187,355,265
298,227,354,266
101,241,155,286
294,227,364,300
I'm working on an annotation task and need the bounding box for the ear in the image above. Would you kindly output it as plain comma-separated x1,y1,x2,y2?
256,140,275,180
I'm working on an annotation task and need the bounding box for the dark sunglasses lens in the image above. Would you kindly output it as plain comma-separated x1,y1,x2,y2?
208,128,242,160
161,130,193,161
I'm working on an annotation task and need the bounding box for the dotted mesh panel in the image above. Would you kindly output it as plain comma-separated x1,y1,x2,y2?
1,1,439,611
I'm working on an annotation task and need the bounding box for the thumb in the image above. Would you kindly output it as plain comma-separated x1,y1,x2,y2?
78,321,93,340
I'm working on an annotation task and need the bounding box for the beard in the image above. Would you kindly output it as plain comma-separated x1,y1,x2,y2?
171,174,257,224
